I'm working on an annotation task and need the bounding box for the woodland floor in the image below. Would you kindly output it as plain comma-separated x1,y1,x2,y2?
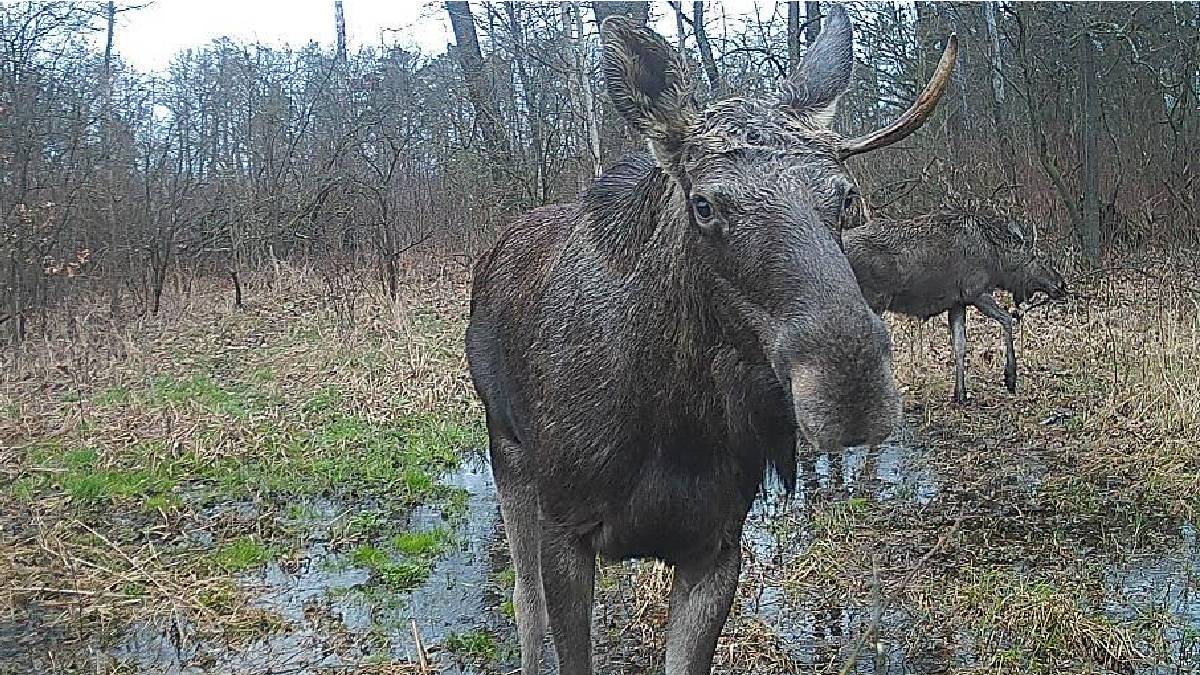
1,255,1199,674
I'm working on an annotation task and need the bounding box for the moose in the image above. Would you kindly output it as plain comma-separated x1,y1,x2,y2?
466,8,957,674
843,210,1067,403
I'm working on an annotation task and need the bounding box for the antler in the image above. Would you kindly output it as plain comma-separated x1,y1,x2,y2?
838,34,959,159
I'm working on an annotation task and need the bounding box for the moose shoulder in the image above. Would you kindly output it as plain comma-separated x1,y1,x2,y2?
466,8,957,675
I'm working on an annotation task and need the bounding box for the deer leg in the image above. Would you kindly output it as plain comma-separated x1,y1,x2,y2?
948,305,968,403
490,435,548,675
541,524,595,675
972,293,1018,394
664,535,741,675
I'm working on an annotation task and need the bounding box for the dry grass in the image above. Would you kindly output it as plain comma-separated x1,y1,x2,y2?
0,260,480,673
3,255,1199,674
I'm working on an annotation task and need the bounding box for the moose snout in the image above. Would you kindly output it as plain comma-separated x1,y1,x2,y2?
778,308,901,452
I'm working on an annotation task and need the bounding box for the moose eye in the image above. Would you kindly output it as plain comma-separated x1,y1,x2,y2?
691,196,714,221
842,187,859,212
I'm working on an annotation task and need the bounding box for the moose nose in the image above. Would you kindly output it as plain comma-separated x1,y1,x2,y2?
781,307,901,451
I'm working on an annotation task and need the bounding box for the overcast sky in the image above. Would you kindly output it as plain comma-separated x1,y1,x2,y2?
109,1,776,73
112,1,456,72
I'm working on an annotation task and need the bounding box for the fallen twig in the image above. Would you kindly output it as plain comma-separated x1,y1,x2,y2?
410,618,431,674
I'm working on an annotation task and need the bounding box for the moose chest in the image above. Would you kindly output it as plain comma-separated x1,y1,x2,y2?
530,339,794,566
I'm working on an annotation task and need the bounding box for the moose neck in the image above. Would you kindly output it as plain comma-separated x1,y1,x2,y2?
996,249,1033,296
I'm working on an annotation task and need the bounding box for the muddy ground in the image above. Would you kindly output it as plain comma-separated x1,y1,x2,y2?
2,261,1198,674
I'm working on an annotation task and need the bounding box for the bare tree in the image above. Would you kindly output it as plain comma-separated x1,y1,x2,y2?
591,1,648,27
1080,22,1101,264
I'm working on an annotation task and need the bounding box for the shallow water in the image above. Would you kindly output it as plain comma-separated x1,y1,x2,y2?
740,438,941,673
107,460,510,674
1105,522,1200,671
89,435,1200,674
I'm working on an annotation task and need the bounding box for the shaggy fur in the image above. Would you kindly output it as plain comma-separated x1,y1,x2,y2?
465,8,946,674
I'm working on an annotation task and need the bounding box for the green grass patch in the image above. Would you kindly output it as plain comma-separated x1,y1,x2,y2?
213,536,274,572
9,476,36,501
302,386,342,414
445,629,500,663
94,386,131,406
495,566,517,620
376,561,431,589
200,412,475,502
439,486,470,522
951,567,1138,673
392,527,451,558
343,510,388,539
249,367,277,384
1,399,20,419
18,441,180,506
350,544,433,591
347,526,453,592
148,374,253,416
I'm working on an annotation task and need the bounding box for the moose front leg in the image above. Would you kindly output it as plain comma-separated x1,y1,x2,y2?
490,435,549,675
971,293,1018,394
541,525,596,675
663,539,741,675
948,305,969,403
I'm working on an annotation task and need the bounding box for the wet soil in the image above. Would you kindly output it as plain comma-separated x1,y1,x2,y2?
11,433,1198,674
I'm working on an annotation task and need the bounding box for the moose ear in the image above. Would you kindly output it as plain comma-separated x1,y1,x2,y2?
780,4,854,127
602,17,696,165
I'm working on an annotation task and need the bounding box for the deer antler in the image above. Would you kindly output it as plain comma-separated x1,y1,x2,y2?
838,34,959,159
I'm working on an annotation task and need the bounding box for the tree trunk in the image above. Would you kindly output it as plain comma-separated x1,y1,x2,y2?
804,1,821,45
693,2,723,97
672,1,687,53
592,1,649,27
102,1,121,317
1080,26,1101,263
1014,6,1082,237
787,2,802,74
983,1,1017,188
568,4,603,177
230,270,243,310
334,1,347,62
445,1,509,163
505,2,547,204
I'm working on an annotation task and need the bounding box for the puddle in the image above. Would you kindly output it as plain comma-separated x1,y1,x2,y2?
1105,522,1200,668
737,436,940,673
106,459,512,673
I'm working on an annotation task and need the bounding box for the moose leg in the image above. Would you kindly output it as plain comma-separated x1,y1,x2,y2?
490,435,548,675
972,293,1018,394
948,305,968,403
663,538,741,675
541,525,596,675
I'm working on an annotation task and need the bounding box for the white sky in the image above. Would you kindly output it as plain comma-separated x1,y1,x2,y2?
109,1,779,73
112,0,457,72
